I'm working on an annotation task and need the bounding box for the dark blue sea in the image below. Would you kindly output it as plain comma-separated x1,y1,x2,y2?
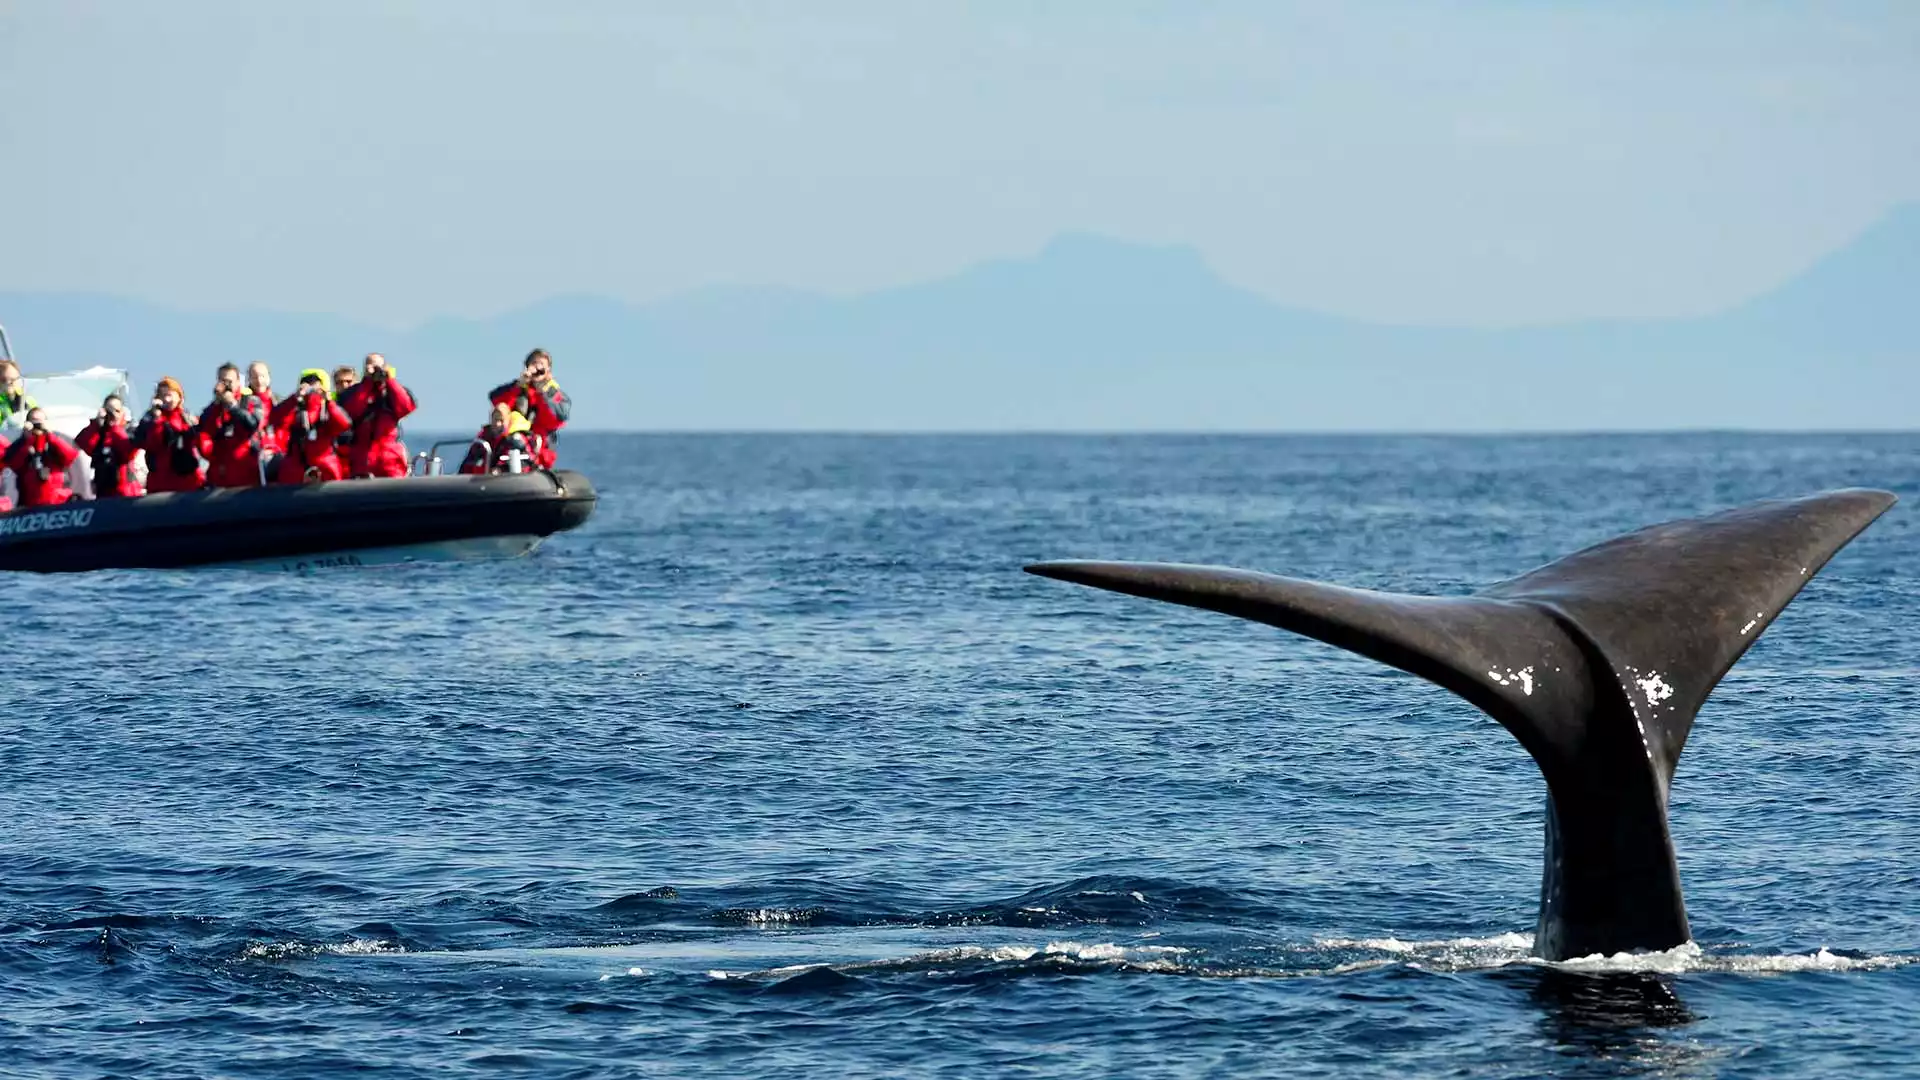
3,434,1917,1078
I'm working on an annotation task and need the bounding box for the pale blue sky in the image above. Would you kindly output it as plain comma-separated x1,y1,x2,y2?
2,1,1916,328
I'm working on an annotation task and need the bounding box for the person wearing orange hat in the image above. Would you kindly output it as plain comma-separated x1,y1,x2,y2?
266,368,352,483
135,376,208,492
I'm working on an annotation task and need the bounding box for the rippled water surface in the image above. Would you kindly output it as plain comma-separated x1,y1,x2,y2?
4,434,1918,1078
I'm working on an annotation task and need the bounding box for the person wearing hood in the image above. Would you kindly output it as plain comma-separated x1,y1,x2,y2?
0,361,38,432
340,352,417,478
267,368,352,483
488,348,569,468
76,394,144,498
460,403,535,475
2,407,80,506
199,362,268,487
135,376,209,492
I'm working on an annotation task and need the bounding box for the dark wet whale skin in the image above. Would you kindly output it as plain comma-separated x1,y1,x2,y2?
1030,488,1898,960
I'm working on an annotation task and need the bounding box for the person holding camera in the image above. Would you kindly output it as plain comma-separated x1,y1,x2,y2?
134,376,209,493
75,394,144,498
1,407,80,506
339,352,417,478
266,368,352,483
487,348,569,469
199,362,268,488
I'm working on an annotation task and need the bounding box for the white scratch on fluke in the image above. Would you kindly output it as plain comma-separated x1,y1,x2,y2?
1740,610,1765,635
1635,673,1675,706
1486,666,1535,695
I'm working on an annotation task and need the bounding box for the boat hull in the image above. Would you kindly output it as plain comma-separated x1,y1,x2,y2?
0,470,596,573
218,533,549,572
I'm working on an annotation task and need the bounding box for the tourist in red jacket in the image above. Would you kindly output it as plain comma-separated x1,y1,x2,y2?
267,369,352,483
75,395,144,498
199,363,268,488
247,361,284,459
2,408,80,507
340,352,417,478
135,376,208,493
488,349,570,468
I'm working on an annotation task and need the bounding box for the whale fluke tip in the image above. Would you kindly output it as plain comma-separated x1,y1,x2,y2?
1024,560,1167,586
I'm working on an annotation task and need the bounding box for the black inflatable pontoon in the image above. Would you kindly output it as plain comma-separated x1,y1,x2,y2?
0,469,597,573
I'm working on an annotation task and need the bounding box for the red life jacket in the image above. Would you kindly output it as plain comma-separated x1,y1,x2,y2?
341,375,418,478
268,393,352,483
2,430,79,507
488,378,569,468
199,393,268,488
253,390,285,454
137,407,208,493
75,420,144,497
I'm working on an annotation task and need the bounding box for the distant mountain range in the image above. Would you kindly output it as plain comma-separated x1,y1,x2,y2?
3,205,1916,431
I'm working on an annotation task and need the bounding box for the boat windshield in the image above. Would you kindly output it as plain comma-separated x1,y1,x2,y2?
18,366,132,438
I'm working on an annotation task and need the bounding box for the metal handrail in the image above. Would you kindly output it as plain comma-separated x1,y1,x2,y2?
413,438,492,477
0,323,12,365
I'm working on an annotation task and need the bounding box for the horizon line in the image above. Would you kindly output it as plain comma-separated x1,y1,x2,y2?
459,427,1920,438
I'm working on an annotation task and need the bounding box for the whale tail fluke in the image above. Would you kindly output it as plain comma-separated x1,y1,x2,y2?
1025,489,1894,777
1025,489,1896,960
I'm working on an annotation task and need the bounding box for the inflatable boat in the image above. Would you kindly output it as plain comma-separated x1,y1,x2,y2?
0,468,597,573
0,326,597,573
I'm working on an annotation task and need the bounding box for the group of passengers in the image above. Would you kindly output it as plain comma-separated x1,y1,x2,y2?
0,349,571,509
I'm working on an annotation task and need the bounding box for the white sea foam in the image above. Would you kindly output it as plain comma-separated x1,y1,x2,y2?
321,930,1911,987
702,940,1195,981
1550,941,1911,975
736,909,808,926
241,937,404,960
1312,933,1912,976
1317,932,1533,956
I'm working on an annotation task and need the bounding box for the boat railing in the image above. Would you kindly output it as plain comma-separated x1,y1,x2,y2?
412,437,541,478
413,438,488,477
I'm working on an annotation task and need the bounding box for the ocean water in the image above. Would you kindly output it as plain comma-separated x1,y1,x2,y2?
2,433,1917,1079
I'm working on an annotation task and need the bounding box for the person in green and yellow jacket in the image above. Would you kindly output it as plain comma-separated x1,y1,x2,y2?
0,361,38,431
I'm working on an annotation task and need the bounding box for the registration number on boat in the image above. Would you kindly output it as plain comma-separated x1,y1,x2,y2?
0,508,95,535
279,553,367,571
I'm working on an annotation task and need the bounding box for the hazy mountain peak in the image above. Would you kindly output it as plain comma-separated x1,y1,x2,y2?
1721,201,1920,346
1,209,1914,431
